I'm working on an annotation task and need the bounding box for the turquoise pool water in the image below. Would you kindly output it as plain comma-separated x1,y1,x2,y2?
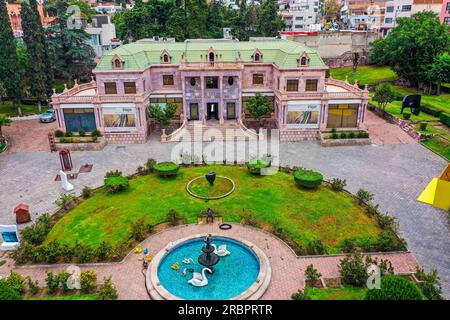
157,237,260,300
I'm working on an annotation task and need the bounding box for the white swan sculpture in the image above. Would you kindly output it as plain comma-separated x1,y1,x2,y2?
182,257,196,264
211,244,231,257
188,268,212,287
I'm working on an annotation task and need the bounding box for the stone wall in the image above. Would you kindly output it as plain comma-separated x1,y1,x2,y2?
55,137,107,151
104,132,147,144
279,129,320,142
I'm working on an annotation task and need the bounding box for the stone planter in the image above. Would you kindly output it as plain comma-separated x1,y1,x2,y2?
320,132,371,147
55,136,107,151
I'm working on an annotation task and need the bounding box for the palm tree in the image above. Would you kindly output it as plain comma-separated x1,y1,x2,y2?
0,115,12,144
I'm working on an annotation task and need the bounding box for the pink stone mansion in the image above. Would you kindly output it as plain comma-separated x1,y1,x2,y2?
51,38,369,143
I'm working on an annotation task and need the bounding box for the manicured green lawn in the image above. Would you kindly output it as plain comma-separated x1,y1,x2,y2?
0,101,48,117
369,99,439,121
306,287,367,300
330,65,398,86
421,136,450,160
415,122,450,140
46,166,380,253
27,294,98,300
390,86,450,113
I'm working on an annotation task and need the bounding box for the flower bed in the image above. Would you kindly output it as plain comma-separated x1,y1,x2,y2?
320,130,371,147
55,136,107,151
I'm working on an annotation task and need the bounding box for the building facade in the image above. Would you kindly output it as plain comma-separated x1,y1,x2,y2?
346,0,386,31
440,0,450,24
381,0,413,35
6,2,54,37
411,0,443,15
85,14,122,58
51,38,368,143
279,0,322,31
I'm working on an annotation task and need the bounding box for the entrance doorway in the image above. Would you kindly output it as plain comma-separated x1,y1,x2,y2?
189,103,199,120
226,103,236,120
206,103,219,120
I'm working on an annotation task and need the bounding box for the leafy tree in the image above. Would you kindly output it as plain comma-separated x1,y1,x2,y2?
245,93,273,125
371,11,449,86
0,115,12,144
339,254,370,287
54,193,77,211
45,0,95,82
69,1,96,23
149,103,177,126
0,81,5,104
304,264,322,283
186,0,209,39
21,0,54,112
427,53,450,95
256,0,284,37
206,1,224,38
231,0,250,40
0,281,23,300
372,83,395,113
365,275,424,300
0,0,24,115
324,0,341,21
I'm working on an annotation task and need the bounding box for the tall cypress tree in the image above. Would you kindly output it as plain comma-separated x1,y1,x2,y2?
21,0,54,112
257,0,285,37
0,0,24,115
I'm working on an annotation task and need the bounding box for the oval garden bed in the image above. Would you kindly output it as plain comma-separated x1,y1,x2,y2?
186,176,235,200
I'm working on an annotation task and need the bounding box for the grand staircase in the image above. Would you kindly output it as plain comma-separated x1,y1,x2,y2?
163,120,261,142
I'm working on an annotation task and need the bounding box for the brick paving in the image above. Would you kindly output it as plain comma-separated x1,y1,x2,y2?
3,119,56,152
0,224,418,300
363,110,416,145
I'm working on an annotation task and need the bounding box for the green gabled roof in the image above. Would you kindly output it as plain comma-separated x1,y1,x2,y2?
95,39,326,71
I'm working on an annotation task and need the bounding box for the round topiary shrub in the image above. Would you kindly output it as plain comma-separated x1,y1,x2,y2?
294,169,323,189
246,160,270,175
0,281,23,300
104,176,129,194
153,161,180,176
365,275,424,300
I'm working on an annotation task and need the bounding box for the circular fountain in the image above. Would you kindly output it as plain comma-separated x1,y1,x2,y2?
147,233,271,300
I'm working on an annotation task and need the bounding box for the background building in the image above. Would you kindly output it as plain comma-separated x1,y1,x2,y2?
345,0,386,31
6,2,54,37
85,14,122,58
439,0,450,24
411,0,443,15
381,0,413,35
279,0,322,31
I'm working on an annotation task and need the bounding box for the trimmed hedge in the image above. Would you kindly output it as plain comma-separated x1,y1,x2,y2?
294,169,323,189
153,161,180,176
246,160,271,175
440,112,450,127
421,104,442,118
365,275,424,300
104,176,129,194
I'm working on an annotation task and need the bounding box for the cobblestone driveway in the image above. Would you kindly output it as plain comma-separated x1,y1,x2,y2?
0,135,448,297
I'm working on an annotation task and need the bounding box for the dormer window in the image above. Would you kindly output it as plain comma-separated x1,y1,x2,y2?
209,52,215,62
161,50,171,64
112,55,124,69
298,52,310,67
207,47,216,65
252,49,263,62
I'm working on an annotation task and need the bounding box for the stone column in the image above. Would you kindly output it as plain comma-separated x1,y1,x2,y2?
320,101,328,130
219,75,224,125
200,76,205,125
94,102,103,131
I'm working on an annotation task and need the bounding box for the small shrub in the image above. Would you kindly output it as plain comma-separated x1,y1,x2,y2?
415,267,443,300
376,212,398,233
26,277,39,295
419,122,428,131
305,264,322,283
145,158,157,173
98,276,119,300
136,166,145,174
92,136,98,142
339,132,347,139
104,176,129,194
356,188,374,205
341,238,357,253
82,186,92,199
105,169,122,178
153,161,180,176
331,132,339,139
291,290,311,300
306,240,327,255
78,128,86,136
402,112,411,120
80,270,97,293
73,242,95,263
167,209,182,226
20,213,51,245
439,112,450,127
357,131,369,138
247,159,271,175
91,129,102,137
294,169,323,189
339,254,369,287
55,193,77,211
65,131,73,137
0,281,22,300
241,214,259,227
348,132,356,139
331,128,337,133
421,104,441,117
330,178,346,191
45,272,60,294
54,130,64,137
365,203,380,216
96,241,112,261
129,218,151,242
4,272,26,294
377,231,406,251
58,272,71,292
365,275,424,300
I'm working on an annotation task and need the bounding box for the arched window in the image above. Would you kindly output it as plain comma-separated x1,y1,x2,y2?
160,50,171,64
209,52,215,62
228,77,234,86
254,53,260,62
114,59,121,68
163,54,169,63
301,56,307,66
112,56,123,69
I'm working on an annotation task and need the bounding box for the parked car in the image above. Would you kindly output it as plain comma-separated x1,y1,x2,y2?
39,109,56,123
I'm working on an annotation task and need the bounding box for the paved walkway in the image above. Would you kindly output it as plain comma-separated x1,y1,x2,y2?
363,110,416,145
0,131,449,297
0,224,418,300
3,119,56,152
